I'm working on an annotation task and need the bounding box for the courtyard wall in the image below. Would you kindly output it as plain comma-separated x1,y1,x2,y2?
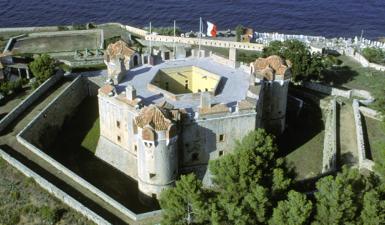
0,148,111,225
322,98,337,173
0,71,63,133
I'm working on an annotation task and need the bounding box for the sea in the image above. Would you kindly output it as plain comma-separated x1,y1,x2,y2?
0,0,384,40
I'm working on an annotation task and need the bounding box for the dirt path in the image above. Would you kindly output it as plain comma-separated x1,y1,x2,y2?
338,103,359,166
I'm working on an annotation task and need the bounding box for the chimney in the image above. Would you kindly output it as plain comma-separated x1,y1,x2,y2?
200,92,211,109
126,84,136,100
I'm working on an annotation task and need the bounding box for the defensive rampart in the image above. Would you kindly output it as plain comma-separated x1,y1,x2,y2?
322,98,337,173
0,148,111,225
0,71,63,133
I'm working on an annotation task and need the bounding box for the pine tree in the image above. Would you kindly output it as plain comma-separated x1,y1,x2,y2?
159,174,208,225
269,191,313,225
360,186,385,225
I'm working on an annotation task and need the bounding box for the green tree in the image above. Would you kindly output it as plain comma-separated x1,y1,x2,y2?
262,40,326,81
360,186,385,225
209,129,292,224
29,54,56,85
159,174,208,225
235,24,244,42
269,191,313,225
313,167,372,225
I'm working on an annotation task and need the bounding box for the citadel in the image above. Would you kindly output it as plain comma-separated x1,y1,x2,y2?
96,40,291,200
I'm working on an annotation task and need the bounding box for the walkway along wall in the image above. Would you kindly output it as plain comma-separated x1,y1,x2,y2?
352,99,375,171
0,148,111,225
322,98,337,173
16,76,162,222
0,71,63,133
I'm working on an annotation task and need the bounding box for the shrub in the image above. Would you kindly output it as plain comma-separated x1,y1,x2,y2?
362,47,385,64
39,206,61,224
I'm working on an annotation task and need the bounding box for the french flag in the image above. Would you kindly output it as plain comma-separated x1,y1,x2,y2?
206,21,217,37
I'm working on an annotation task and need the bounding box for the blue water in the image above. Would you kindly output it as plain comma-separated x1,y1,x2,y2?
0,0,384,39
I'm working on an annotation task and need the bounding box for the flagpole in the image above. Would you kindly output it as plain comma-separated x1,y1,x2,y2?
199,17,202,57
149,21,152,55
173,20,176,59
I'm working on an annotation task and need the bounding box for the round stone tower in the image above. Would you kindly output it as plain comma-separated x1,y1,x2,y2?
251,55,292,135
135,105,179,202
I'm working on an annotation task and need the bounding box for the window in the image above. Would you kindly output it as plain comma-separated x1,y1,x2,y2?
134,145,137,152
185,80,189,90
165,82,169,91
219,134,225,142
219,150,224,156
192,153,199,161
117,135,121,142
149,173,156,179
116,121,120,128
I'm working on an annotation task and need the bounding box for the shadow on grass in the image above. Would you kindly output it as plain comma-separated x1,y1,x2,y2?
0,144,128,225
44,97,159,213
277,96,324,157
323,65,359,87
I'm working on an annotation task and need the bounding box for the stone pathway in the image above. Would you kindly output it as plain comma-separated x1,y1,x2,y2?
338,103,359,167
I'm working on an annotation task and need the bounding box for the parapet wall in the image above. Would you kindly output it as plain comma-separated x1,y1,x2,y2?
322,98,337,173
0,71,63,133
0,148,110,225
346,50,385,72
145,34,264,51
16,76,162,222
352,99,375,171
20,76,88,148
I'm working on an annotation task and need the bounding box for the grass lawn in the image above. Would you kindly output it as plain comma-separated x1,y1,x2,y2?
324,55,385,92
362,116,385,161
81,117,100,154
0,157,95,225
278,96,325,180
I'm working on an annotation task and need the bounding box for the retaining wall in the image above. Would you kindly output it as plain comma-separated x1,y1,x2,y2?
359,106,383,121
352,99,375,171
145,34,264,51
322,99,337,173
347,51,385,72
16,76,162,222
20,76,88,148
0,148,111,225
0,71,63,133
303,82,352,98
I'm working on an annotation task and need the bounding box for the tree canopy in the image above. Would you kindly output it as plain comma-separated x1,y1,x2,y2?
29,54,56,86
159,130,385,225
262,40,326,81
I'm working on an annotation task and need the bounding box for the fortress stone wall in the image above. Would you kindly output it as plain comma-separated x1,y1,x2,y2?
20,76,88,148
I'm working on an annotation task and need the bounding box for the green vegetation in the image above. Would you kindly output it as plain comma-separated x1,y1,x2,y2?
362,47,385,65
29,54,56,88
279,97,324,179
238,51,263,63
235,24,244,42
0,79,25,97
263,40,326,82
160,129,385,224
81,117,100,153
160,129,292,225
0,155,95,225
